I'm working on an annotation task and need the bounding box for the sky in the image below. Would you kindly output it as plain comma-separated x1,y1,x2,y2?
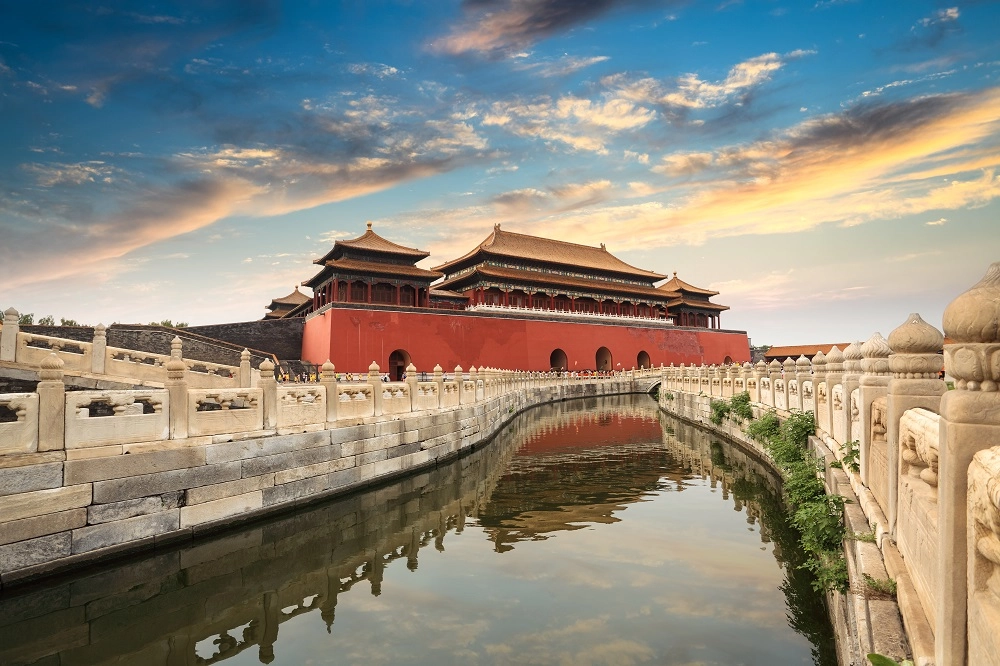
1,0,998,346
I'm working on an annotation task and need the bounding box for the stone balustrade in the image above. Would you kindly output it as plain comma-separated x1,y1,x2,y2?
0,310,249,389
658,261,1000,666
0,337,659,588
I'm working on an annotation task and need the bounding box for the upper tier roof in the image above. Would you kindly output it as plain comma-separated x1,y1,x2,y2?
436,264,677,302
269,286,311,307
432,225,667,281
304,258,442,288
657,272,719,296
314,222,430,265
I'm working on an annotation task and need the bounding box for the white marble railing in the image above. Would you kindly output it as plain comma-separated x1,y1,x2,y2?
465,303,675,326
658,261,1000,666
0,313,247,390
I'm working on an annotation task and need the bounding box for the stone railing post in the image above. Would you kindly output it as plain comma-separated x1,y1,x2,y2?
767,360,782,407
319,360,338,423
433,364,444,407
782,357,797,409
753,361,765,402
1,307,19,362
859,333,891,487
794,355,812,411
812,351,827,429
936,263,1000,666
369,361,382,416
259,359,278,430
842,341,864,443
239,349,251,388
886,314,945,536
469,365,479,401
825,346,845,441
405,363,418,411
165,336,189,439
456,365,466,404
91,323,107,374
37,353,66,451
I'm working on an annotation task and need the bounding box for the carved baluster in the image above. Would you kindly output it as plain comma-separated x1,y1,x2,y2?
938,263,1000,666
886,314,945,536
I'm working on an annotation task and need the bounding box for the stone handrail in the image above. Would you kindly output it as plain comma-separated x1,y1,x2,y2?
656,261,1000,666
1,312,248,389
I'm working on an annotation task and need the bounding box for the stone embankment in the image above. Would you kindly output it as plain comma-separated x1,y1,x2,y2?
657,261,1000,666
0,324,652,588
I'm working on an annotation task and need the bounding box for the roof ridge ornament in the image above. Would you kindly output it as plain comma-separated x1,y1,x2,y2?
366,220,372,230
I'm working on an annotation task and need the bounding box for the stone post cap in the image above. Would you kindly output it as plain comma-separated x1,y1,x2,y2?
39,352,64,381
368,360,380,372
795,355,811,370
170,336,183,358
755,360,766,370
454,365,463,373
943,261,1000,343
3,307,18,320
95,323,107,335
825,346,844,372
782,357,795,373
433,364,443,373
322,360,335,372
812,350,826,367
888,313,944,353
260,358,275,372
241,348,251,362
768,359,782,371
742,361,752,369
406,362,417,374
844,341,863,362
861,332,891,359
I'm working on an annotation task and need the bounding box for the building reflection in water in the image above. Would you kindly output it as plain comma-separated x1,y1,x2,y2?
0,395,833,666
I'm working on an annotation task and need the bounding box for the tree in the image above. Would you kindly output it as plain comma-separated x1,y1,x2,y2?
59,318,80,326
38,315,55,326
17,313,34,325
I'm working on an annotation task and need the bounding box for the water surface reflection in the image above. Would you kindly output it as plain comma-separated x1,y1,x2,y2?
0,395,834,665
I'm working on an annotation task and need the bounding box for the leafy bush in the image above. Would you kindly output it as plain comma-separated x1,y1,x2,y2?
709,399,730,425
729,391,754,422
746,411,780,442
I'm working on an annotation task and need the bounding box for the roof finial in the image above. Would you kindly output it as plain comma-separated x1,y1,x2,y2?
600,242,606,250
673,271,677,277
494,223,500,231
366,220,373,230
294,283,300,290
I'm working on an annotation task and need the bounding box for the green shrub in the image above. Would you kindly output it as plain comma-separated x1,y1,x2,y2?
729,391,754,422
746,411,781,442
709,399,730,425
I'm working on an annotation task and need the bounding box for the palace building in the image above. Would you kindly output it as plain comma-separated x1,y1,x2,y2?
277,223,748,376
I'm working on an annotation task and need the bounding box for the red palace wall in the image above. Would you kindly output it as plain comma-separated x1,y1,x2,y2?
302,306,749,373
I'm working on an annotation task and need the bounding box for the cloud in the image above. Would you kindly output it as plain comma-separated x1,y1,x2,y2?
925,217,947,226
407,86,1000,265
347,62,401,78
482,94,656,153
430,0,676,57
512,54,611,78
1,101,494,289
918,7,959,27
602,50,810,113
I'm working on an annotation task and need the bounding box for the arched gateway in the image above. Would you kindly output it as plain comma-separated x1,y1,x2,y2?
637,351,651,369
550,348,568,372
389,349,410,381
596,346,613,372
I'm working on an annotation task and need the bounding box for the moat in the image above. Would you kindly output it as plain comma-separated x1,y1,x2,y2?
0,394,835,665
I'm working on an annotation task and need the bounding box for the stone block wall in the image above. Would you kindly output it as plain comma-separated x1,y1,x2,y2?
186,318,304,361
0,373,645,588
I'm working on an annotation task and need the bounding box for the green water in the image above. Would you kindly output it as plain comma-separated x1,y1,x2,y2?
0,394,835,665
